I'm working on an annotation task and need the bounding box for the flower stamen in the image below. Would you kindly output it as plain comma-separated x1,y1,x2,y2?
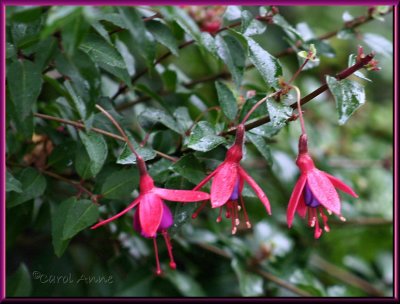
153,238,162,276
162,230,176,270
240,196,252,228
192,200,208,219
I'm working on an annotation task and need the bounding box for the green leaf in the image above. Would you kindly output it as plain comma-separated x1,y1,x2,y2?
307,39,335,58
173,107,193,132
9,6,43,23
62,199,99,240
6,263,32,296
118,7,155,67
231,259,264,296
138,107,183,134
164,270,206,297
246,37,282,89
34,37,58,70
146,20,179,56
51,197,74,257
363,33,392,58
6,171,22,193
215,81,238,120
117,135,157,165
7,168,47,208
148,158,173,183
241,10,266,37
41,6,82,38
187,121,226,152
64,80,87,120
160,6,201,42
79,33,131,84
7,60,43,120
289,269,326,296
11,18,42,49
326,76,366,125
61,13,90,56
101,168,139,199
215,35,245,88
171,153,206,184
266,98,293,127
348,54,371,82
246,132,272,165
272,14,302,43
78,131,108,177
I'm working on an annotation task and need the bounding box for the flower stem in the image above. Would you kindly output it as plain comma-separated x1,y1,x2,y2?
290,85,306,135
95,105,147,174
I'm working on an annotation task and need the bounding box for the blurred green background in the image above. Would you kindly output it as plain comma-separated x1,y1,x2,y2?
6,5,393,297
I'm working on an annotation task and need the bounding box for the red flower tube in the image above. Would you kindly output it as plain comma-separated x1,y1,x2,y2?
91,105,209,275
286,87,358,238
193,124,271,234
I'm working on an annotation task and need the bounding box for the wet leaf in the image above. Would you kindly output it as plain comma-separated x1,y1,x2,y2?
215,81,238,121
326,76,366,125
188,121,226,152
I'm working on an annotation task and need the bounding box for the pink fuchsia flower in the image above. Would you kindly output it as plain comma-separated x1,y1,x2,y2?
193,124,271,234
91,159,209,275
287,134,358,238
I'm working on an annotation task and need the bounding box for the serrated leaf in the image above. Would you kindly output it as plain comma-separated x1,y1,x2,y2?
146,20,179,56
6,263,32,296
62,199,99,240
215,35,245,88
118,7,155,67
188,121,226,152
215,81,238,120
241,10,266,37
7,60,43,120
78,131,108,177
79,33,131,84
326,76,366,125
266,98,293,127
138,107,183,134
7,168,47,208
363,33,392,58
246,132,272,165
101,169,139,199
6,171,22,193
246,37,282,89
171,154,206,184
231,258,264,297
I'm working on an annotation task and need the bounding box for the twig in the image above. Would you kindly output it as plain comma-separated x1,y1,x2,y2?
33,113,178,162
222,53,375,135
39,169,100,204
310,254,385,297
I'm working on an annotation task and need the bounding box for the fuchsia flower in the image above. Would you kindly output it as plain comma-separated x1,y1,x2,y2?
91,105,209,275
193,124,271,234
287,134,359,239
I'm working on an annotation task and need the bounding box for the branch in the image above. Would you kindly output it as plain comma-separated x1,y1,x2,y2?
113,7,392,106
33,113,178,162
222,53,375,136
310,255,385,297
195,242,311,296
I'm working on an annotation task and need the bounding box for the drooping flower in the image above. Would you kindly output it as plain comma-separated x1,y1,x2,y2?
287,134,358,238
91,105,209,275
91,161,209,275
193,124,271,234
